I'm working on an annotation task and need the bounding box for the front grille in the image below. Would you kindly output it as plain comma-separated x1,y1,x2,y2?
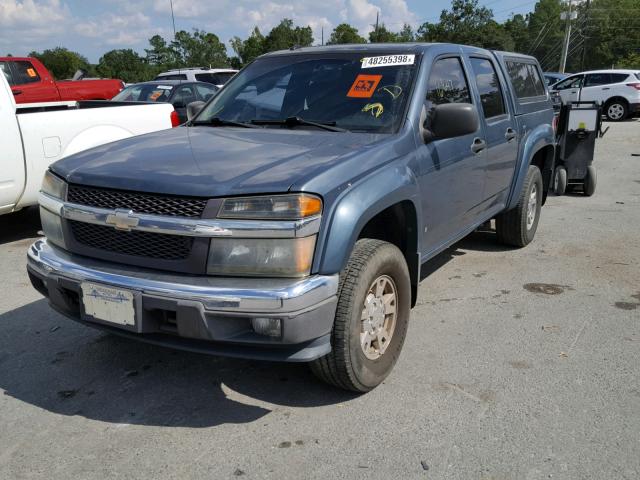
69,221,193,260
67,185,207,218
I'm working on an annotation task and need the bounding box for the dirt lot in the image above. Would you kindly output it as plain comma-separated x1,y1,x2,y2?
0,120,638,480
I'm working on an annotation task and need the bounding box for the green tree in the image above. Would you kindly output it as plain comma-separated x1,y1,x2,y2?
503,14,529,54
230,27,266,66
525,0,564,71
96,49,151,83
262,19,313,52
170,29,229,68
145,34,176,69
416,0,513,50
396,24,416,43
327,23,366,44
28,47,92,79
369,24,399,43
579,0,640,70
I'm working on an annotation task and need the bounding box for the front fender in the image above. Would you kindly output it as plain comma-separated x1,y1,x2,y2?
506,123,555,210
316,161,421,275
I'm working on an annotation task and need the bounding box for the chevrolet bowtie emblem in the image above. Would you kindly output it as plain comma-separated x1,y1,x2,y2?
105,209,139,231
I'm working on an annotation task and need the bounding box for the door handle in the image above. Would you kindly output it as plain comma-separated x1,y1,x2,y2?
505,128,517,141
470,137,486,154
602,87,610,90
12,89,22,95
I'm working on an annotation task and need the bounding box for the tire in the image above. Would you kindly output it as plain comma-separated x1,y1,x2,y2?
495,165,543,248
310,239,411,392
605,100,627,122
553,166,567,196
584,165,597,196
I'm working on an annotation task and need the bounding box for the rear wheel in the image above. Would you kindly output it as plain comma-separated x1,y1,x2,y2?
553,166,567,196
310,239,411,392
496,165,543,247
605,100,627,121
584,165,597,196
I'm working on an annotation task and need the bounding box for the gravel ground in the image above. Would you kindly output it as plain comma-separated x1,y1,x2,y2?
0,120,638,480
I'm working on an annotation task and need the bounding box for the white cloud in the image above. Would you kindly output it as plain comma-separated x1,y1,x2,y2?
0,0,71,49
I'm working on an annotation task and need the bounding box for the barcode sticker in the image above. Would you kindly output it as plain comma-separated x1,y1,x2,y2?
362,54,415,69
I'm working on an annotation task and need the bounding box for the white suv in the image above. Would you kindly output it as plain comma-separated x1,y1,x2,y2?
155,68,238,88
550,69,640,121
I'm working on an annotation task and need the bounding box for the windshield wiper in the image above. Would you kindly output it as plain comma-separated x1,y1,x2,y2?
191,117,259,128
251,116,347,132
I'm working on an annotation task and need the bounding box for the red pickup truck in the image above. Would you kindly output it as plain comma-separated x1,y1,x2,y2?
0,57,124,104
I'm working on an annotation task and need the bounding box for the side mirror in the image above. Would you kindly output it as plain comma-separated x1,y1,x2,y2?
423,103,479,142
186,101,205,122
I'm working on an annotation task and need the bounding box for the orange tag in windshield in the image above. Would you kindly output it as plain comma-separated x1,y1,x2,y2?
347,74,382,98
26,68,37,77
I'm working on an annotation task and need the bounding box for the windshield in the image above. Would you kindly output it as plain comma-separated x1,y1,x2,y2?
195,52,419,133
113,84,174,102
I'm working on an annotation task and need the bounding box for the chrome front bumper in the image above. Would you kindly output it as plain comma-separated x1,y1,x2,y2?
27,239,339,362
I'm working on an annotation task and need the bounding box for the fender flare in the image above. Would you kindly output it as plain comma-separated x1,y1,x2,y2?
506,123,555,210
316,161,421,280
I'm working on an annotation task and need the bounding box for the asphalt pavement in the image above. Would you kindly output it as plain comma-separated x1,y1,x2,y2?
0,120,638,480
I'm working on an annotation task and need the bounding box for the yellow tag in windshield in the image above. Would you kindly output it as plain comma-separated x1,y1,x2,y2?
362,103,384,118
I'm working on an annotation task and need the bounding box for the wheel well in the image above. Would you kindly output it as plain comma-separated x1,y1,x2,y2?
357,201,419,306
530,145,554,205
605,96,628,107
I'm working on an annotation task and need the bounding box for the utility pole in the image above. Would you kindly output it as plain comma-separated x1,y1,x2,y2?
580,0,591,71
559,0,575,73
321,27,324,46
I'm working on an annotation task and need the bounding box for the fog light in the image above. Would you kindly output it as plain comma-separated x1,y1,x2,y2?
251,317,282,337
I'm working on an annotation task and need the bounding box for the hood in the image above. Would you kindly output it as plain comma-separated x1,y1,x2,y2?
52,126,386,197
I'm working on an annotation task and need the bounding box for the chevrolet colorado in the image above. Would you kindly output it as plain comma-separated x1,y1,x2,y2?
28,44,555,392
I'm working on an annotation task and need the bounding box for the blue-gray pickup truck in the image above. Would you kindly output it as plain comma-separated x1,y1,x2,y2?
28,43,555,392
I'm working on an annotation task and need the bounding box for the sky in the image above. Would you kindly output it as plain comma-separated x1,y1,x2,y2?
0,0,541,62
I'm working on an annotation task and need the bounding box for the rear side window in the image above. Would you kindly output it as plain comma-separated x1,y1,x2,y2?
0,62,13,85
610,73,630,83
470,57,506,118
585,73,611,86
195,73,235,85
11,61,41,85
426,57,472,105
155,74,187,80
194,83,218,101
506,61,546,98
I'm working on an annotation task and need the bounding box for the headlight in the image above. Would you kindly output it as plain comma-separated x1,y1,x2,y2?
40,207,66,249
219,194,322,220
41,170,67,200
207,235,316,277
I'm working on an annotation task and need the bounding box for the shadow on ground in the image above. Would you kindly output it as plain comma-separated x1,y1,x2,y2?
0,207,41,245
0,299,357,429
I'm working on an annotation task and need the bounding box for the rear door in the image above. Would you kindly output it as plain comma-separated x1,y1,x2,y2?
467,55,517,204
8,60,59,103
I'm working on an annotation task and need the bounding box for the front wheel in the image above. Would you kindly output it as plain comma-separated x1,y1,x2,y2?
495,165,543,247
310,239,411,392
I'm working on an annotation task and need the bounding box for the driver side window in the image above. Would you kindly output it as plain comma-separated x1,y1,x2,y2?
555,76,583,90
426,57,472,106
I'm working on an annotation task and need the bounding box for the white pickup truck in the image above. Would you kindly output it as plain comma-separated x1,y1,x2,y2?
0,74,178,215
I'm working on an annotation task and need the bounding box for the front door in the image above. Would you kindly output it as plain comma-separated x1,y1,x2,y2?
8,60,58,103
416,56,485,255
553,74,583,105
0,80,26,210
468,56,518,204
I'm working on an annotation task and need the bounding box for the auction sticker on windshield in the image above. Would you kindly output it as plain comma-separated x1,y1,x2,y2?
347,74,383,98
362,54,415,69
